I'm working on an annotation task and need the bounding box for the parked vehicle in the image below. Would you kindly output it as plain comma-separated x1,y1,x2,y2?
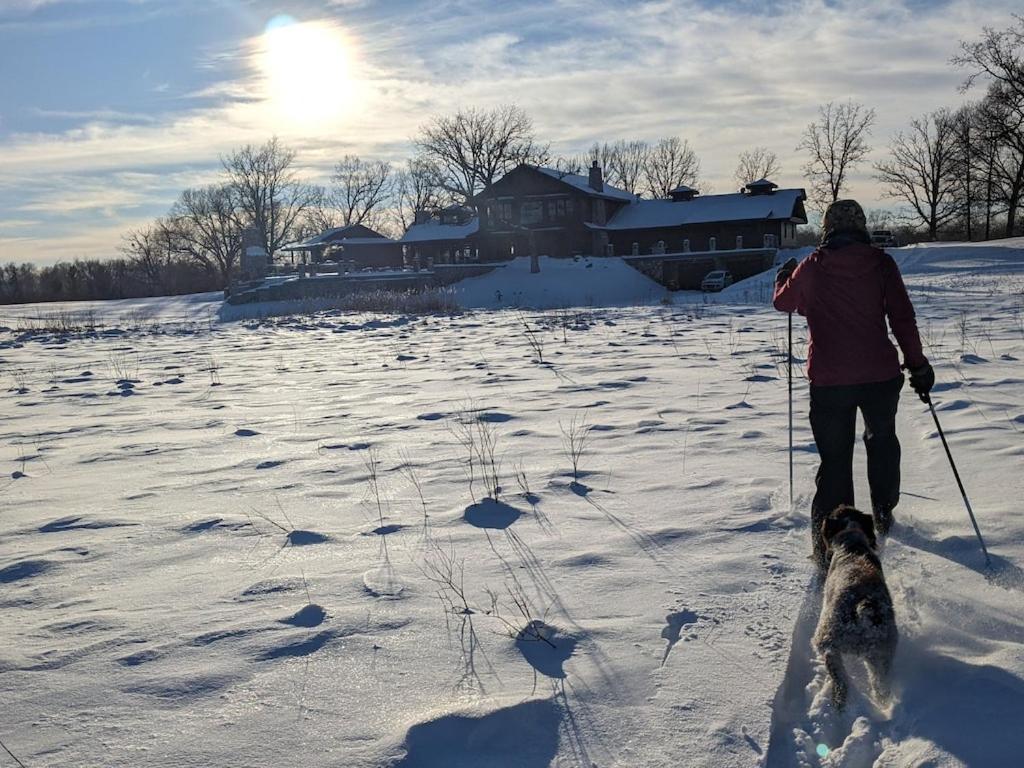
701,269,733,292
870,230,898,248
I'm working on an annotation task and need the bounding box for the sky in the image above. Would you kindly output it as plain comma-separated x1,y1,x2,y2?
0,0,1019,266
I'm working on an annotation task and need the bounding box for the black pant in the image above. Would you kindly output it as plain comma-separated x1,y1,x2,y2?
809,375,904,563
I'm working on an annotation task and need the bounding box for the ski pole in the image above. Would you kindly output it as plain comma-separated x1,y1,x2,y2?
788,312,793,509
925,394,991,567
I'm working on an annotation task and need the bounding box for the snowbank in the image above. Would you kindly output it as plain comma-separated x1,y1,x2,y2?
452,255,669,309
0,291,222,327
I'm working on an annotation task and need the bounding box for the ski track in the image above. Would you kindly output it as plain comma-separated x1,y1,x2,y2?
0,242,1022,767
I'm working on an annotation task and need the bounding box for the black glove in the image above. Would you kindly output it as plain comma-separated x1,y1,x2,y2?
776,257,798,285
907,363,935,403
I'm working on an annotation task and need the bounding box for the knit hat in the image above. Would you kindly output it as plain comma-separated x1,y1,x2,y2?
822,199,868,237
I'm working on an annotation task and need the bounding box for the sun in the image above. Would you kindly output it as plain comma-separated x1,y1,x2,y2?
259,15,358,128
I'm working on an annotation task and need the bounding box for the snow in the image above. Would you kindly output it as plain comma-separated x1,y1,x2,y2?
452,255,669,309
400,218,480,243
281,225,392,251
533,166,638,202
1,240,1023,767
604,188,806,230
0,291,223,327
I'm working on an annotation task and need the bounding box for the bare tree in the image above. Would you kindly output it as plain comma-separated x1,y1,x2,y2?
395,158,448,230
733,146,781,189
587,142,619,179
875,110,960,239
985,91,1024,236
414,105,549,202
221,137,317,257
644,137,701,198
953,16,1024,106
120,219,175,290
328,156,394,228
866,208,896,231
797,101,876,208
954,18,1024,236
947,104,982,239
168,184,241,287
606,139,649,195
550,155,585,175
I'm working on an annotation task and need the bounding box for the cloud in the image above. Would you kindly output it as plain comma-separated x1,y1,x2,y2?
1,0,1021,265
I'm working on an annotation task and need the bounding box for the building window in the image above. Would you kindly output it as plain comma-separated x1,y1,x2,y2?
499,201,512,223
565,198,574,218
764,233,777,248
736,235,743,249
556,199,566,218
709,236,717,251
521,201,543,225
547,200,557,220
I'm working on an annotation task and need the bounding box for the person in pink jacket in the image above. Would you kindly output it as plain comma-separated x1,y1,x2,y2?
774,199,934,570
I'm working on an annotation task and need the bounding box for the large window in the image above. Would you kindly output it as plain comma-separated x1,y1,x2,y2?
521,201,543,225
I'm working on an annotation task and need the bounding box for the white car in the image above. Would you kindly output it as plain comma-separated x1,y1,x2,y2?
870,230,898,248
701,270,733,292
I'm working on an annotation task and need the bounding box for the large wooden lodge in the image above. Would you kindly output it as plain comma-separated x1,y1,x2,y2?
282,162,807,290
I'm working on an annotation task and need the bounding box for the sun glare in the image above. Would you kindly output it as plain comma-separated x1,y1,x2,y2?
259,15,358,128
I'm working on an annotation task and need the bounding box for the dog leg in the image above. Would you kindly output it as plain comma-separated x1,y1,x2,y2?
867,645,895,705
823,649,848,710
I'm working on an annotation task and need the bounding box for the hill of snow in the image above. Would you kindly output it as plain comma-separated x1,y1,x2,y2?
452,254,669,309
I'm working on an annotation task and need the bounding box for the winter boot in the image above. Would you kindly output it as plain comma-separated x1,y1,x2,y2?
872,504,894,537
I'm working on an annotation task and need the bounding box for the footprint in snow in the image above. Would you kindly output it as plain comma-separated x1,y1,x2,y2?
363,564,405,598
516,621,577,679
463,499,522,529
280,603,326,628
287,530,329,546
0,559,56,583
661,609,700,665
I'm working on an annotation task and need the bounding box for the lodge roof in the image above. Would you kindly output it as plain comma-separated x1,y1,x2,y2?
532,165,638,202
280,224,389,251
400,216,480,243
601,187,807,230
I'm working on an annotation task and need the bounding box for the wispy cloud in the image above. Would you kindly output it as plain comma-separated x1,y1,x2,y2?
0,0,1020,265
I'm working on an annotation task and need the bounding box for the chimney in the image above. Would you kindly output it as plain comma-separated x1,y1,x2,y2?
745,179,778,196
588,160,604,192
669,185,698,202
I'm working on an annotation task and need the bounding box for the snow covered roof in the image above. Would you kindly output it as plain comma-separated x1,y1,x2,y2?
280,225,388,251
324,237,400,247
532,166,638,202
400,217,480,243
602,188,807,230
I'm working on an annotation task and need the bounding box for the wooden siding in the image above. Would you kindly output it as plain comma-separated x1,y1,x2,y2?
474,166,630,261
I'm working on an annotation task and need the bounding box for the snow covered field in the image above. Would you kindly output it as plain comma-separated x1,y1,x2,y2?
1,241,1022,767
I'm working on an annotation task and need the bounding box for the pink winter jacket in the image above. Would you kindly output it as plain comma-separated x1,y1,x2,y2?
773,242,927,387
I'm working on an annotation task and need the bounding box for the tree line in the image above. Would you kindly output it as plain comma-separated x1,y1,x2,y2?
2,18,1021,305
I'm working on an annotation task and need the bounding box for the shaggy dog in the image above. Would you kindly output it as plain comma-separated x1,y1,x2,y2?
813,505,898,709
